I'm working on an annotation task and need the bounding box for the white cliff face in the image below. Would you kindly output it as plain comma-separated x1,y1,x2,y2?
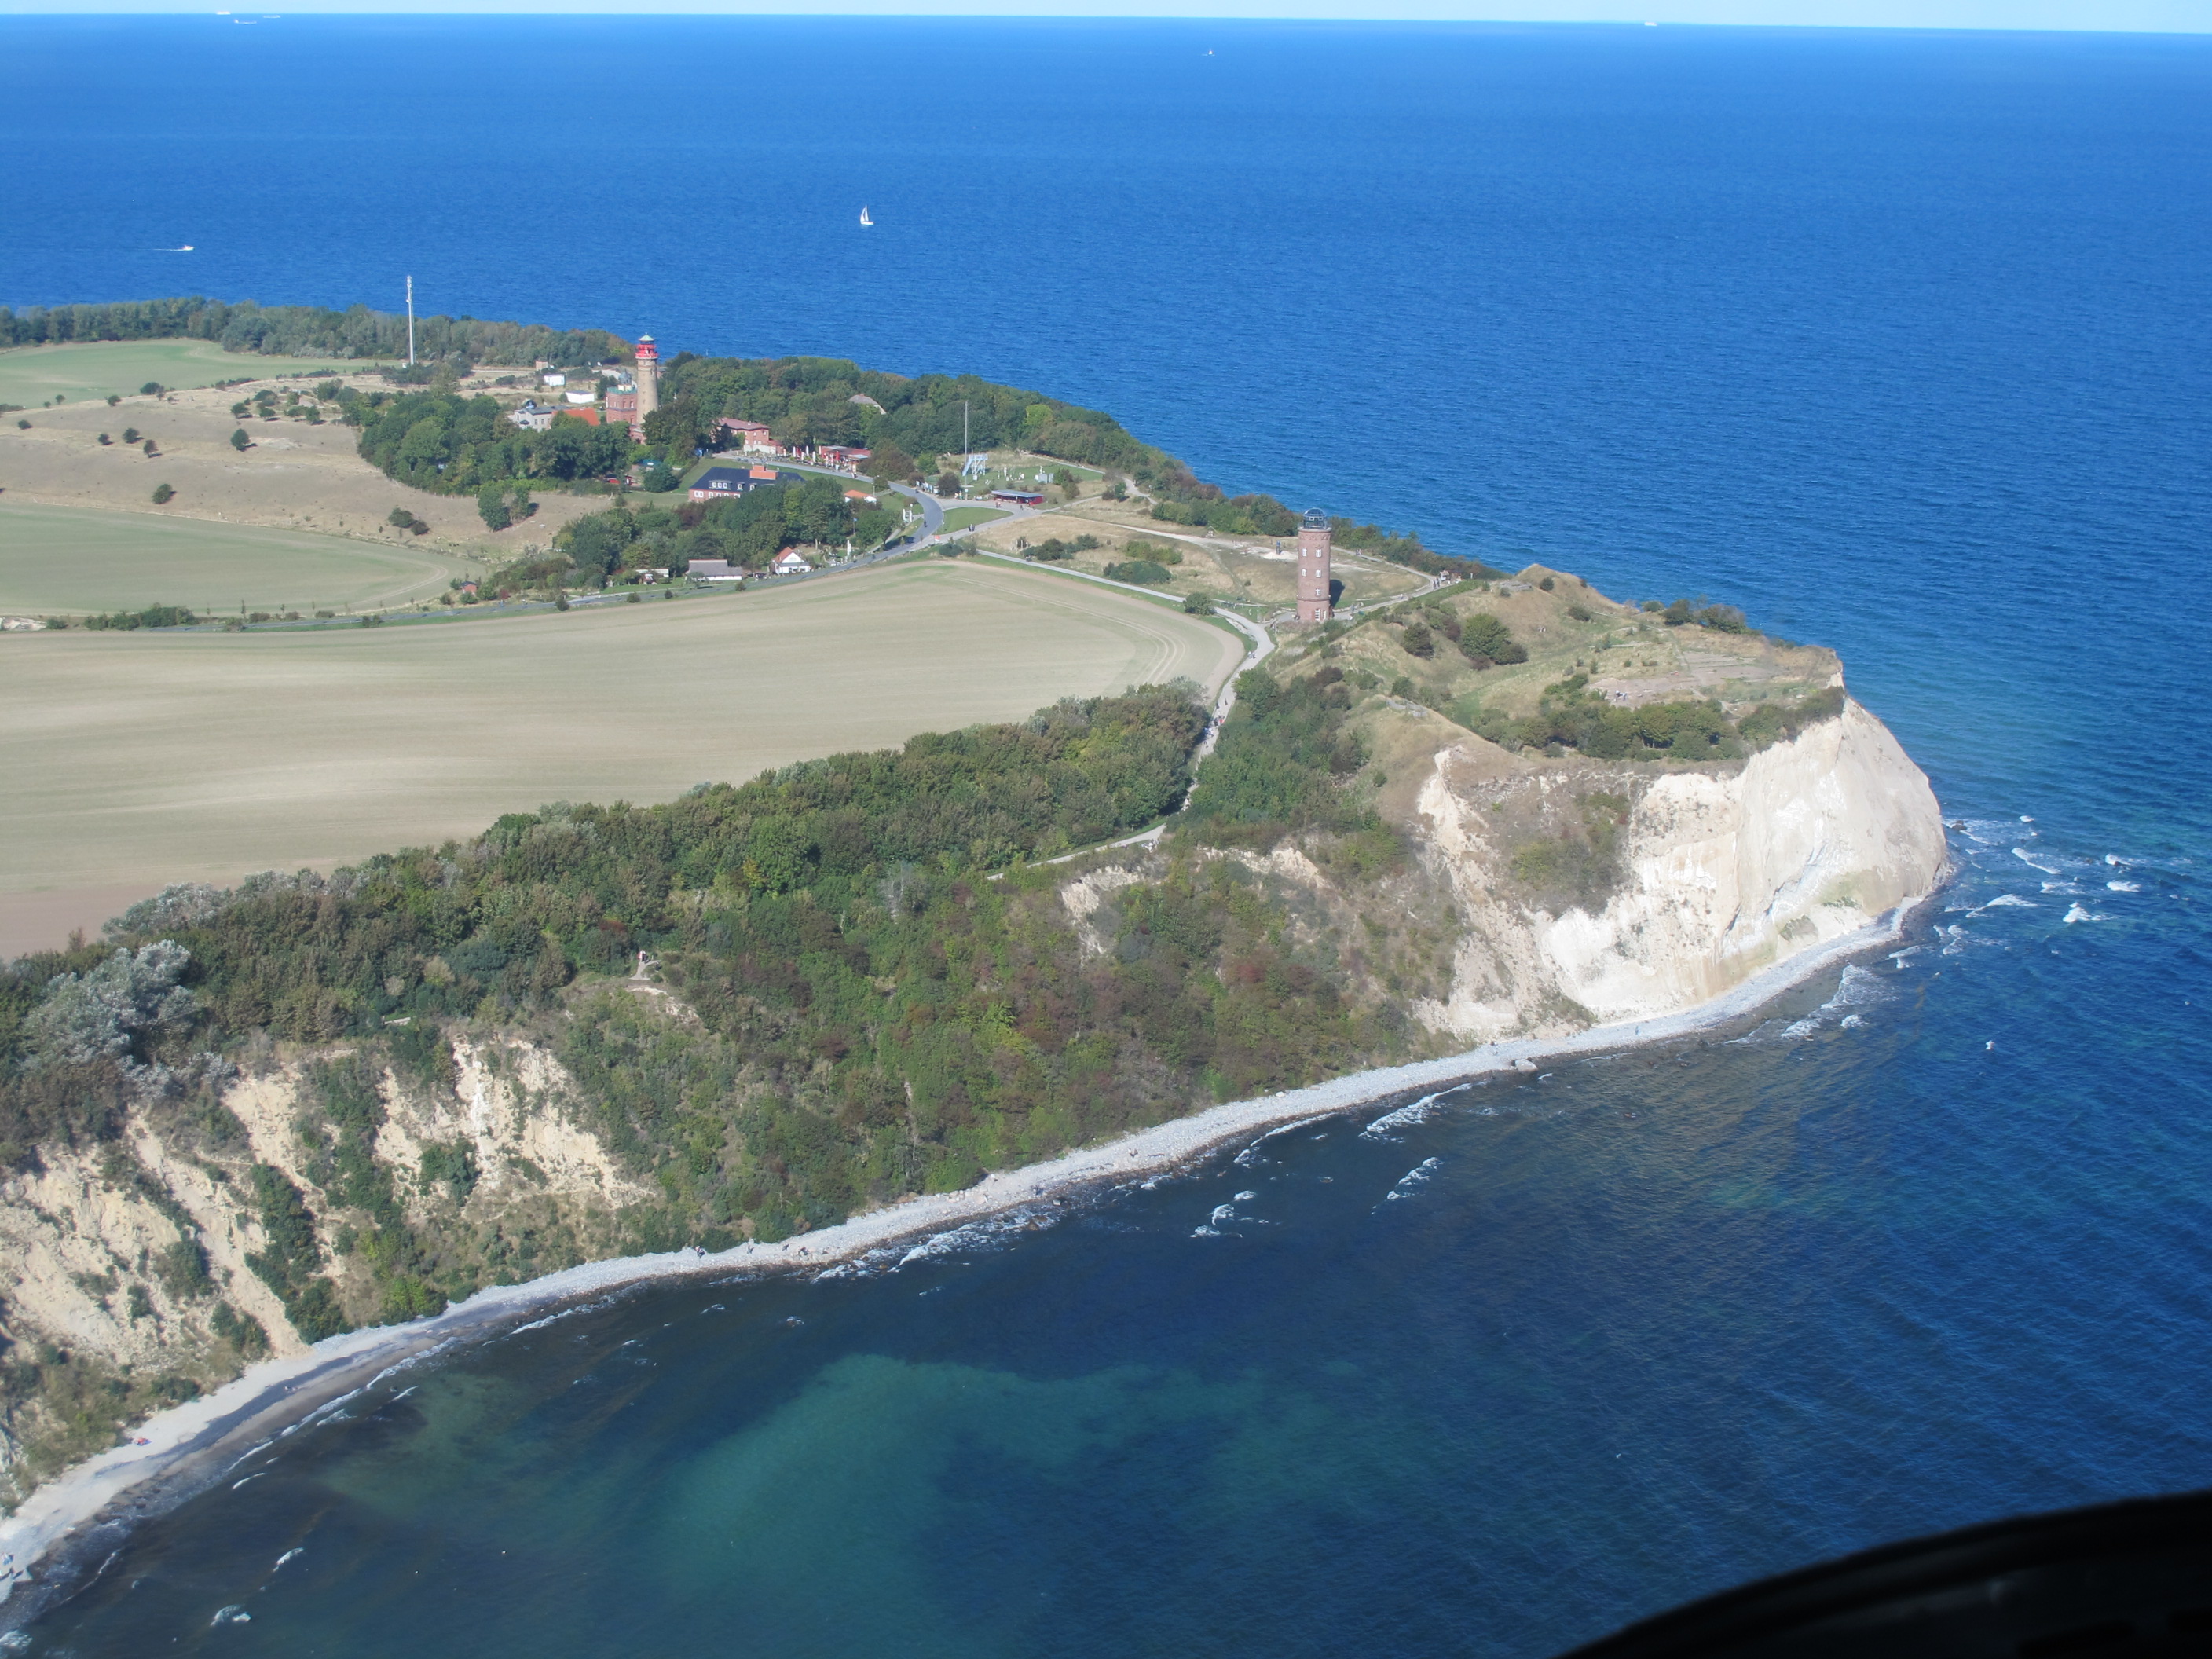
1412,699,1947,1040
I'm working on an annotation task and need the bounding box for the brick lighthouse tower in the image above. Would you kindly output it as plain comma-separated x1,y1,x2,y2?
1295,507,1333,624
628,335,661,441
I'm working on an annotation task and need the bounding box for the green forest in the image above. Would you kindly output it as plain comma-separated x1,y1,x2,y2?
0,683,1405,1323
0,296,624,369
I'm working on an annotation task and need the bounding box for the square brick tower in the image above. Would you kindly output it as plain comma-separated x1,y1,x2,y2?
1296,507,1333,624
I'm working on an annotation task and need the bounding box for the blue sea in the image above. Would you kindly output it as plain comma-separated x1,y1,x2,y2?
4,18,2210,1656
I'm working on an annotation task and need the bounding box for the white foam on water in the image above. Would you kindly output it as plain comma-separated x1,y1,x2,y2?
211,1604,251,1627
1236,1112,1335,1166
2064,904,2093,924
1190,1225,1224,1239
1233,1190,1257,1202
1954,819,2020,846
1827,963,1891,1010
229,1474,262,1492
0,1629,30,1651
2012,848,2063,875
509,1296,618,1337
1780,963,1893,1038
1361,1083,1471,1140
1840,1013,1864,1030
1978,893,2037,910
222,1439,276,1475
1209,1204,1237,1225
2108,881,2141,892
1381,1158,1443,1203
273,1548,302,1569
2041,881,2082,894
886,1203,1063,1273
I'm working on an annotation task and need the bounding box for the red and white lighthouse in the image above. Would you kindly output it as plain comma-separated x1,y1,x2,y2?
1296,508,1333,624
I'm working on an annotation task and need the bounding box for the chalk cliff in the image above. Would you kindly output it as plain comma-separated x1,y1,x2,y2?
1404,696,1947,1039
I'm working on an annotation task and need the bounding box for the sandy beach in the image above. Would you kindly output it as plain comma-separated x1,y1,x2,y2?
0,888,1936,1627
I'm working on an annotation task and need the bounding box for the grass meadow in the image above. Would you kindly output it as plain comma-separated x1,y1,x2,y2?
0,502,471,614
0,339,374,407
0,556,1244,954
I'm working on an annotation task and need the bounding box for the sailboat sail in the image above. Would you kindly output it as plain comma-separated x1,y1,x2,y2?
859,206,873,226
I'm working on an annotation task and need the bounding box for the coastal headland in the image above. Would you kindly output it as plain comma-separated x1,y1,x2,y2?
0,889,1935,1628
0,302,1950,1596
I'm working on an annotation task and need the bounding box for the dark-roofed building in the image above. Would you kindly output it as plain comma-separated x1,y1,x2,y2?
689,467,764,504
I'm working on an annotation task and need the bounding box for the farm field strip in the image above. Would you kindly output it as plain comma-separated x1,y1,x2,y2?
0,339,374,407
0,502,471,615
0,557,1244,954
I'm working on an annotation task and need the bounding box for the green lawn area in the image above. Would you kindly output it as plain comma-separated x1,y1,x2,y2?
0,502,471,615
939,506,1009,533
0,340,379,408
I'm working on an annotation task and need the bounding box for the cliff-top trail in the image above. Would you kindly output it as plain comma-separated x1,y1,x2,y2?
0,560,1946,1594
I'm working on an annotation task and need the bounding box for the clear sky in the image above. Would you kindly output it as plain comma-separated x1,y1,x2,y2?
1,0,2206,27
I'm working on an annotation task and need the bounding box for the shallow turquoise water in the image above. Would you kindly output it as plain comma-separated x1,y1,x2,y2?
3,19,2207,1656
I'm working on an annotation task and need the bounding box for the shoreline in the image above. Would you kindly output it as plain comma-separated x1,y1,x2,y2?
0,893,1932,1625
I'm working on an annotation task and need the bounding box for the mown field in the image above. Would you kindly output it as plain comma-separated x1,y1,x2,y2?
0,502,471,615
0,339,372,407
0,556,1244,954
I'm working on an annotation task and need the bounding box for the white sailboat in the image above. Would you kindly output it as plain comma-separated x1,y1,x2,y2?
859,206,873,227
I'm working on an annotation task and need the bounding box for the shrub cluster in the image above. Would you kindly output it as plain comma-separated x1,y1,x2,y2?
1104,559,1174,586
1021,534,1101,562
82,604,196,632
1470,676,1844,761
1186,667,1371,847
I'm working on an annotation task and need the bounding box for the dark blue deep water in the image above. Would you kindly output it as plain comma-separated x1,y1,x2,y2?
5,18,2210,1656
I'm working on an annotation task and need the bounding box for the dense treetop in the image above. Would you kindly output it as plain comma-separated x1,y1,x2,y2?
350,388,631,494
0,296,623,368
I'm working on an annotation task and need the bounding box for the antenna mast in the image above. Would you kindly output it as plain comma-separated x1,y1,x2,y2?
405,276,416,368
